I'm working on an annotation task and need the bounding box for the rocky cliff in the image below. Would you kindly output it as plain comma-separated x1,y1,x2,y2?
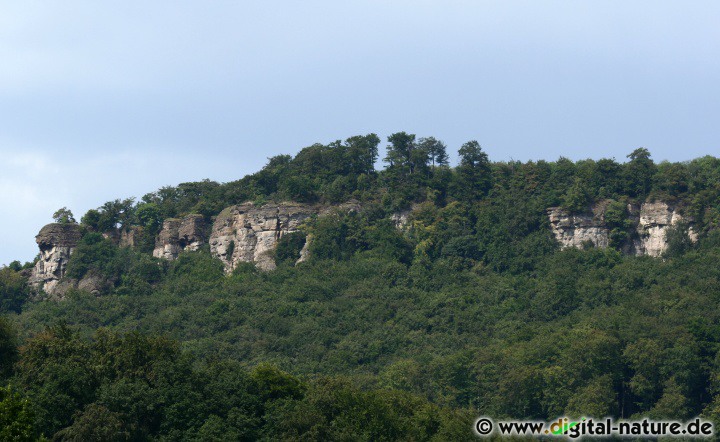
209,203,316,272
634,201,696,256
547,200,695,257
152,214,207,260
29,223,83,294
149,202,360,272
547,203,611,250
119,226,143,248
27,197,695,299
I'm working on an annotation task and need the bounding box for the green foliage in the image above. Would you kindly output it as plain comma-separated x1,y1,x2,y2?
562,177,591,213
307,210,412,264
0,266,28,313
8,326,463,440
307,213,356,261
54,403,129,441
624,147,656,198
654,161,690,198
0,386,35,442
83,199,136,232
664,221,694,258
385,132,421,174
565,375,617,418
604,199,634,249
9,133,720,438
453,140,492,201
65,233,119,281
11,229,720,436
275,231,307,266
226,240,235,262
0,317,17,379
251,363,305,402
52,207,76,224
63,133,720,253
418,137,449,167
135,202,162,235
80,209,101,231
264,377,473,441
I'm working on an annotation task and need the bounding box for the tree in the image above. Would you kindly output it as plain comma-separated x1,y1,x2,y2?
0,317,17,379
345,133,380,175
100,198,136,230
250,363,305,402
83,199,137,232
53,207,76,224
562,177,591,213
275,232,307,267
649,378,691,419
0,386,35,442
595,158,623,198
279,175,318,203
654,161,690,197
135,203,162,235
54,404,129,441
565,375,617,418
0,267,28,314
664,222,693,258
385,132,428,175
623,147,656,198
454,140,492,200
15,324,97,436
604,199,633,249
81,209,102,231
418,137,449,168
623,339,662,412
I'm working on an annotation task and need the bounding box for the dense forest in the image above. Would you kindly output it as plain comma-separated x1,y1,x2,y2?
3,132,720,440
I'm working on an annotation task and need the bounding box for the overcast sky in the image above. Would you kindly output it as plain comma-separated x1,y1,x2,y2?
1,1,719,265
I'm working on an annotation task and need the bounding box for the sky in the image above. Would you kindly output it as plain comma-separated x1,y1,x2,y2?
1,1,719,265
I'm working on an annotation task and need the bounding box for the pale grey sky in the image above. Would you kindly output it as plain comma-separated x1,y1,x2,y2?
1,1,719,265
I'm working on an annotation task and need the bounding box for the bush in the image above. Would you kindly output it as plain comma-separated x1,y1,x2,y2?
275,232,307,266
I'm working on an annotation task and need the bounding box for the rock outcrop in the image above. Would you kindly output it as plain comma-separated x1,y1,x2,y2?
76,271,112,295
547,204,610,249
152,214,207,260
296,235,312,265
547,200,695,257
29,223,83,294
119,227,142,248
391,210,412,231
634,201,696,257
209,203,316,272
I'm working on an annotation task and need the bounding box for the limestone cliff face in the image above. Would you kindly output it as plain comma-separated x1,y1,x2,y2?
119,227,142,248
29,223,83,294
209,203,316,272
391,210,411,231
634,201,696,257
547,200,694,257
296,234,312,265
547,204,610,249
152,214,207,260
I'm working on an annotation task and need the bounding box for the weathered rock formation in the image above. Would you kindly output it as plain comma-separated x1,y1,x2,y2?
547,203,610,249
149,201,361,271
100,226,143,248
119,227,143,248
548,200,695,257
45,270,113,299
29,223,83,294
391,210,412,231
152,214,207,260
296,235,312,265
634,201,696,257
209,203,317,272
